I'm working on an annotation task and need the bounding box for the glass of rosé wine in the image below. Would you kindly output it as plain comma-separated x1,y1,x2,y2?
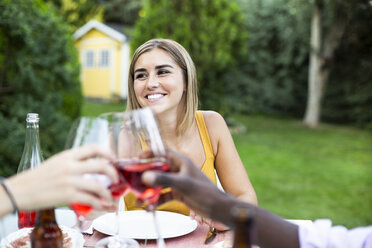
99,108,169,248
65,116,133,248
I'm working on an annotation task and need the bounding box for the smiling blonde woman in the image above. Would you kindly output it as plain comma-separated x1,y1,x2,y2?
124,39,257,230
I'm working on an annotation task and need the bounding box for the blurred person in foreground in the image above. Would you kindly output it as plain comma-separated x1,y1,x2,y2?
0,145,118,219
142,150,372,248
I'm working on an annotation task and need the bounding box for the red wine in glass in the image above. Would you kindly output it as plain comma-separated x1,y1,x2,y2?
70,203,92,219
118,159,170,248
109,170,129,198
18,210,36,228
116,159,170,204
69,173,112,223
69,171,127,219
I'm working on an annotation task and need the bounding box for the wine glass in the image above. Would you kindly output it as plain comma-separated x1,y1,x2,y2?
65,116,135,248
104,108,169,248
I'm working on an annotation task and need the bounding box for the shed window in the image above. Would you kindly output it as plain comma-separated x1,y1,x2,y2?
99,50,109,67
85,50,94,67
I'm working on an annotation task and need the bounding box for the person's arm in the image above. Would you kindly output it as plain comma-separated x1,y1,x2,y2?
142,149,299,248
204,111,258,205
0,145,118,218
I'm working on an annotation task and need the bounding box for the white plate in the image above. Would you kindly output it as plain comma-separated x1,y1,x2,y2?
92,210,198,239
0,225,84,248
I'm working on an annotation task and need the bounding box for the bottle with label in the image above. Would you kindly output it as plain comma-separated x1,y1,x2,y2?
231,206,255,248
31,208,63,248
17,113,44,228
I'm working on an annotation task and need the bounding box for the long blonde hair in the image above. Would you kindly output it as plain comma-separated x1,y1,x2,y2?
127,39,198,135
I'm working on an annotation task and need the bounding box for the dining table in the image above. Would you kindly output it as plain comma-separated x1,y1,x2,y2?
81,220,233,247
0,209,311,247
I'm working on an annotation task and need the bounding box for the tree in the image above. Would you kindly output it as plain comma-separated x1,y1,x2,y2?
0,0,82,176
229,0,310,116
304,0,358,127
131,0,248,111
44,0,103,31
43,0,143,32
322,1,372,130
234,0,372,130
102,0,143,26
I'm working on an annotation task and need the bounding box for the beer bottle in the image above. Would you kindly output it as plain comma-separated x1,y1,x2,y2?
31,208,63,248
231,206,255,248
17,113,43,228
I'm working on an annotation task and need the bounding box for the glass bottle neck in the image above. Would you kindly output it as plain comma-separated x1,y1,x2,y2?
18,121,43,173
24,121,43,161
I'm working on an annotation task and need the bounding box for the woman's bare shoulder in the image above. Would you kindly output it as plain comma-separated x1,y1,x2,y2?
199,110,228,133
199,110,224,122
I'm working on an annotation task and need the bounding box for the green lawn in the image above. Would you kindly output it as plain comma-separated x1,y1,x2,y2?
82,100,126,117
232,115,372,228
82,100,372,228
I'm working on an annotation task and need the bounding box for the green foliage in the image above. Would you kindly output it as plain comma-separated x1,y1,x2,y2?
231,0,372,130
228,0,311,117
102,0,143,26
43,0,103,31
131,0,248,111
0,0,82,176
323,1,372,130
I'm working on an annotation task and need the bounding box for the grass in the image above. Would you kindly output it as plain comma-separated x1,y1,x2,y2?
232,115,372,228
81,100,126,117
82,100,372,228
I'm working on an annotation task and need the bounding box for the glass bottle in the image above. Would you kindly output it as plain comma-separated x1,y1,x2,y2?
31,209,63,248
17,113,44,228
231,206,255,248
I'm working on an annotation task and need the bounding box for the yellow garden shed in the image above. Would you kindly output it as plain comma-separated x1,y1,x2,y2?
74,20,130,100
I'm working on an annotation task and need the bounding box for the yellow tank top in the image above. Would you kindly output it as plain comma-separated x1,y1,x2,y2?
124,111,217,215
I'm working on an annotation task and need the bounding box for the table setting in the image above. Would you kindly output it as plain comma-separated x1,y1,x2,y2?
0,108,231,248
0,207,236,248
80,211,233,248
0,108,313,247
1,207,313,248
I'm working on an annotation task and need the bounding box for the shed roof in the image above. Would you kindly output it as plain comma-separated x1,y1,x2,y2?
73,20,127,43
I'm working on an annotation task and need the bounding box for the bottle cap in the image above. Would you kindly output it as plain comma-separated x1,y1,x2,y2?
26,113,39,122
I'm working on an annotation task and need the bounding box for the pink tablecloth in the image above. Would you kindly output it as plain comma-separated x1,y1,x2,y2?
83,221,232,247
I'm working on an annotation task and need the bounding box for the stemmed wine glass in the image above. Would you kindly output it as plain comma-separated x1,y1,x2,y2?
65,116,137,248
104,108,169,248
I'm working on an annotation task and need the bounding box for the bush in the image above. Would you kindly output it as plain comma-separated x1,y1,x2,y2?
228,0,311,117
0,0,82,176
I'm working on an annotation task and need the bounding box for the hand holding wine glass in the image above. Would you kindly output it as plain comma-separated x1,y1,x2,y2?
112,108,169,248
65,116,131,247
